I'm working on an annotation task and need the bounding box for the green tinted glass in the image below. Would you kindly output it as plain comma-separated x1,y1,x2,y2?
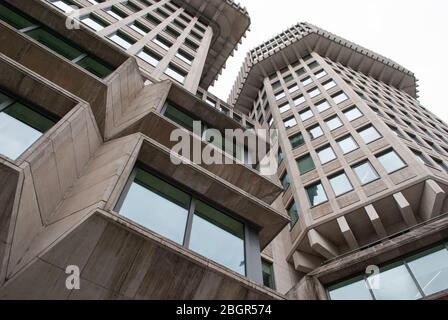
4,102,55,133
76,56,113,78
164,103,196,132
26,28,83,60
0,4,35,30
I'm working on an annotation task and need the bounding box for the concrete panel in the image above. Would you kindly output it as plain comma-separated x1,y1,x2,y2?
419,180,446,220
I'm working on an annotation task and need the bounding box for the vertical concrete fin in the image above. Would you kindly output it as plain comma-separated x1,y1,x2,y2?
419,180,446,220
393,192,417,226
365,204,387,238
337,216,358,250
307,229,339,259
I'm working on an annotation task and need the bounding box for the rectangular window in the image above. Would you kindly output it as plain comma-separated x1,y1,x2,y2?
163,101,196,132
299,108,313,122
130,21,150,36
315,69,327,79
293,95,306,106
117,165,246,275
137,47,161,67
323,79,336,90
106,6,127,20
358,125,381,144
412,149,432,166
332,91,348,104
81,14,108,31
146,13,161,26
275,91,286,101
0,92,57,160
279,102,291,114
308,88,321,98
280,171,290,190
287,200,299,226
306,182,328,207
288,84,299,93
165,64,187,84
301,77,312,86
283,116,297,129
317,145,336,164
123,1,141,12
352,161,379,185
152,35,172,50
329,172,353,197
165,26,181,39
326,115,342,131
262,260,276,290
297,154,315,175
108,31,136,49
50,0,78,13
176,49,194,65
337,135,359,154
316,100,331,113
343,106,362,121
376,149,406,174
184,38,199,51
308,124,323,140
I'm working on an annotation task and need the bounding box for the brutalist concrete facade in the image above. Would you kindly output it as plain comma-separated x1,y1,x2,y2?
0,0,447,300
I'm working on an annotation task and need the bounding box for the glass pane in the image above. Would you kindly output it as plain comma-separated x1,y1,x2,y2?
81,15,107,31
353,161,379,185
329,173,353,196
359,126,381,144
189,201,245,275
306,183,327,206
119,168,190,245
76,56,113,78
289,133,304,149
281,172,290,190
317,146,336,164
407,246,448,296
26,28,83,60
326,116,342,131
4,102,55,132
338,136,358,154
299,109,313,121
51,0,78,13
297,155,315,174
0,4,35,30
328,276,373,300
377,150,406,173
109,33,134,49
316,100,330,112
344,107,362,121
262,261,275,289
308,125,323,139
0,108,44,160
373,263,422,300
164,103,196,132
287,201,299,226
137,48,161,67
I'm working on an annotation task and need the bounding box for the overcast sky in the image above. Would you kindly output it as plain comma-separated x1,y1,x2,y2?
209,0,448,122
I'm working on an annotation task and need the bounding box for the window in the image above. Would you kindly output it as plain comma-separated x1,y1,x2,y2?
165,26,181,39
287,200,299,226
184,38,199,51
323,79,336,90
108,31,136,49
297,154,315,175
163,101,196,131
289,133,305,149
81,15,108,31
299,108,313,121
288,84,299,93
50,0,78,13
280,171,290,190
106,6,127,20
0,4,114,79
317,145,336,164
271,81,281,90
412,149,432,166
123,1,140,12
329,172,353,197
343,106,362,121
137,47,161,67
432,157,448,173
306,182,328,206
165,64,187,83
308,124,323,140
326,116,342,131
152,35,172,50
337,135,359,154
117,166,246,275
353,161,379,185
275,91,286,101
301,77,312,86
332,91,348,104
262,260,276,290
315,70,327,79
308,88,321,98
293,95,306,106
316,100,331,113
176,49,194,65
328,275,373,300
279,102,291,114
283,116,297,129
130,21,150,36
358,125,381,144
0,92,57,160
146,13,161,26
376,149,406,173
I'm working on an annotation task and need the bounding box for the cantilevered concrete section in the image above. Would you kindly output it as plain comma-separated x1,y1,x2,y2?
229,22,418,114
173,0,251,88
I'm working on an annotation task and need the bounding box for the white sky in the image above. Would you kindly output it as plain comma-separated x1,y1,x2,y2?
209,0,448,123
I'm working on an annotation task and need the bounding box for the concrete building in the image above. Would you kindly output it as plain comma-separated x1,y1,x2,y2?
0,0,447,300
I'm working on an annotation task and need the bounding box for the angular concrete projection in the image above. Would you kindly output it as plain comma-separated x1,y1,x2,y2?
307,229,339,260
420,180,446,220
393,192,417,227
365,205,387,238
292,251,323,273
336,216,358,250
